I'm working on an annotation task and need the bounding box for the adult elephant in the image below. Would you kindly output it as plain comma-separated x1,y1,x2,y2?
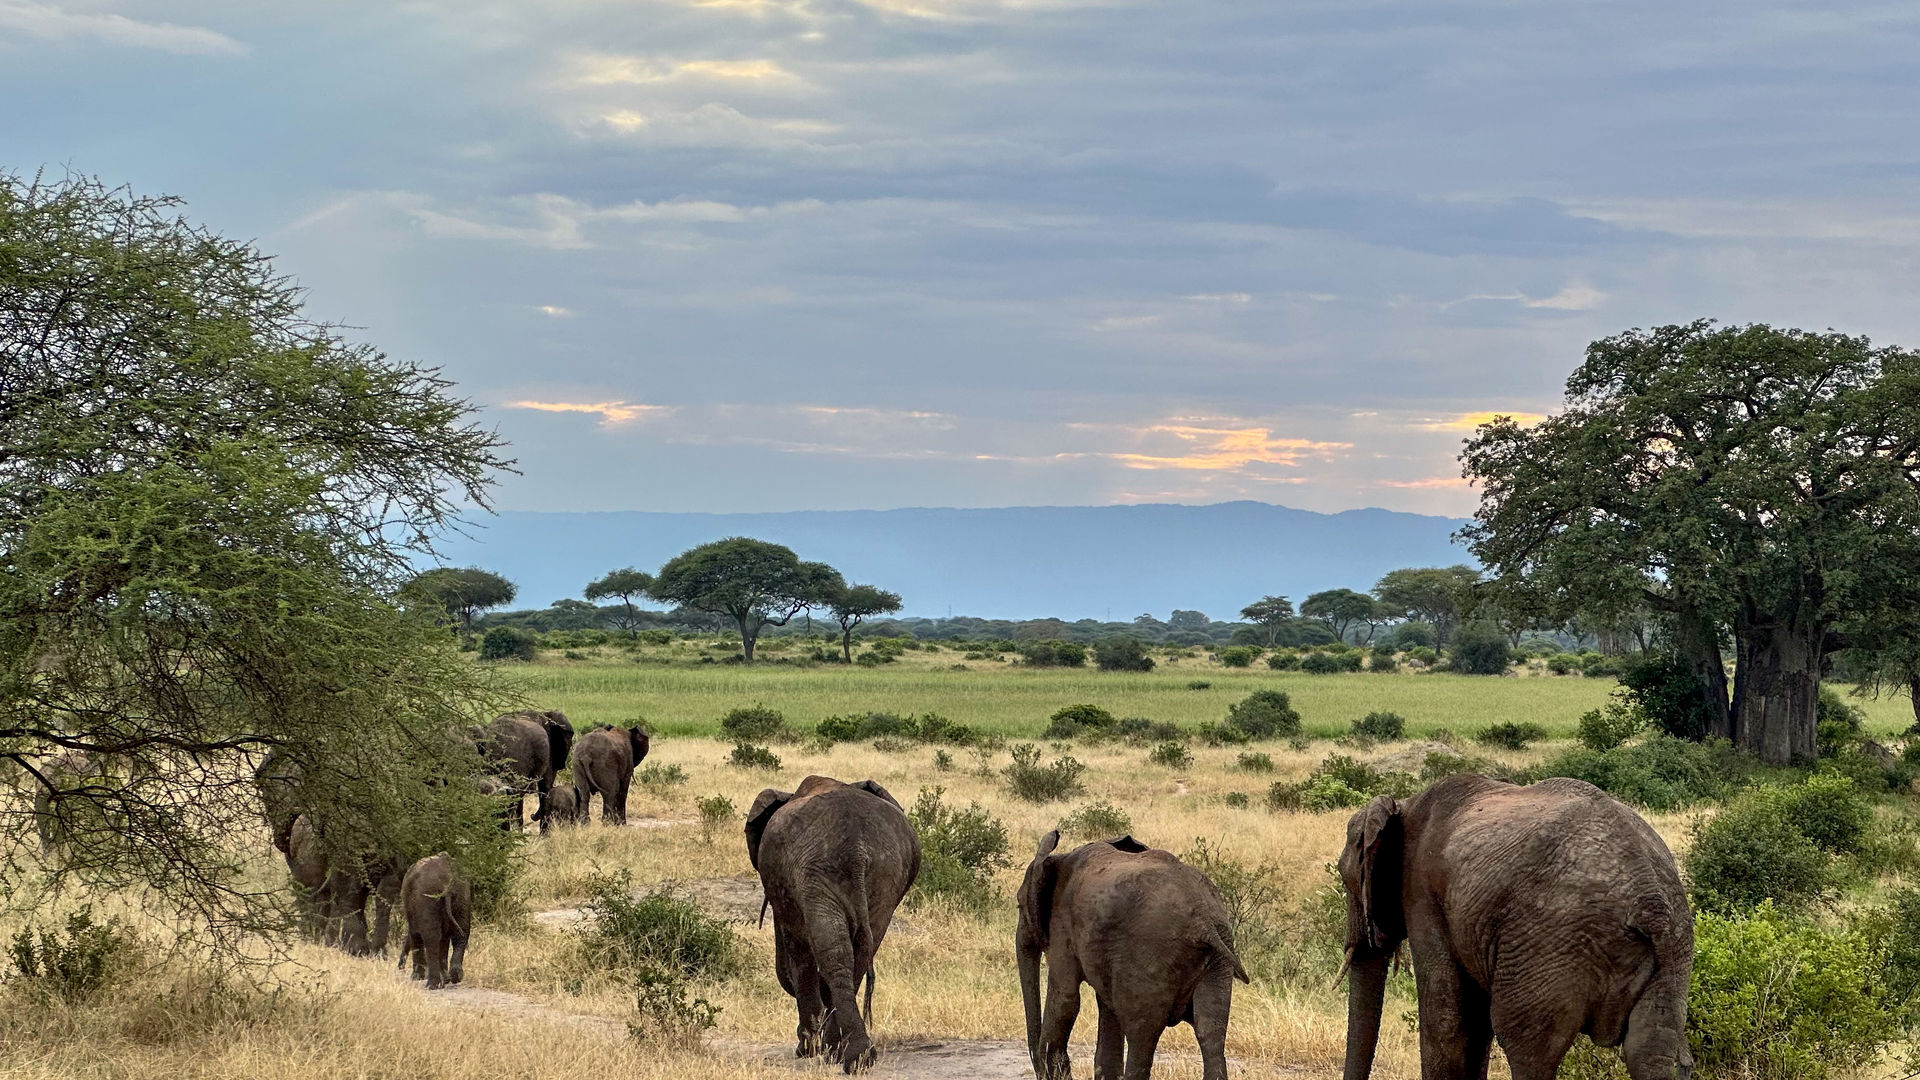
745,775,921,1073
253,746,305,854
1017,831,1248,1080
572,724,650,825
283,813,402,955
475,710,573,832
1338,775,1692,1080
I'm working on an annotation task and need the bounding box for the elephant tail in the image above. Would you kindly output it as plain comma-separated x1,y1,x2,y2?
863,964,875,1025
1208,915,1251,983
1628,893,1685,972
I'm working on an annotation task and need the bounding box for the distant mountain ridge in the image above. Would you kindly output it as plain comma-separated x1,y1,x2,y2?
433,501,1474,622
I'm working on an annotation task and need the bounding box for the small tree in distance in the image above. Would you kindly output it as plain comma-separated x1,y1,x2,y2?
586,567,655,633
829,584,904,663
1300,588,1376,643
649,538,842,663
1239,596,1294,647
401,567,517,631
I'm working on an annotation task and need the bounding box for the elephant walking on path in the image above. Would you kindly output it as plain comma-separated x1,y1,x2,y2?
1017,831,1248,1080
474,711,573,832
571,724,649,824
746,775,921,1073
1338,775,1692,1080
398,852,471,990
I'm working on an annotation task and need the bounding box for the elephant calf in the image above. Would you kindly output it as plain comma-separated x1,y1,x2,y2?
1018,831,1248,1080
571,723,650,825
545,782,587,827
746,776,921,1072
397,852,471,990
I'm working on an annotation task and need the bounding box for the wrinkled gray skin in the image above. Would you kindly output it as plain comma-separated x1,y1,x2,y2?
30,749,99,849
474,711,574,832
571,725,650,824
398,852,471,990
283,813,401,955
253,746,303,854
1017,831,1249,1080
1339,775,1693,1080
746,775,921,1073
475,774,520,832
544,782,587,827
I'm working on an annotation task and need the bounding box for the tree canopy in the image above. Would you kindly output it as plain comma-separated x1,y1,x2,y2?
828,583,904,662
1462,321,1920,763
1300,588,1376,643
1372,566,1478,648
584,567,655,632
401,567,517,631
0,172,517,948
1238,596,1294,646
649,538,842,661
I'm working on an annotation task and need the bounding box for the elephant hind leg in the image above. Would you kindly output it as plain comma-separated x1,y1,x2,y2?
1093,1000,1124,1080
802,911,872,1072
1189,970,1235,1080
1621,986,1691,1080
1121,1023,1162,1080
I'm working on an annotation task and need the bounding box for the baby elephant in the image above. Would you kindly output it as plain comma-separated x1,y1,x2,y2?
1017,831,1248,1080
545,782,587,827
397,853,471,990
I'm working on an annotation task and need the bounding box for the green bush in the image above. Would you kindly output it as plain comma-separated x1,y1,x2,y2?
1186,679,1213,689
1580,653,1625,678
1418,749,1509,783
1533,736,1740,811
1546,652,1581,675
1577,697,1646,751
479,626,537,661
638,762,688,794
1109,717,1185,745
695,795,734,834
578,869,742,981
1689,903,1910,1079
1149,741,1193,768
1044,703,1116,740
718,704,789,743
1093,637,1156,672
1196,722,1252,746
1180,839,1287,978
1405,646,1438,666
1391,622,1436,649
7,907,133,1003
1019,640,1087,668
1236,752,1275,773
1299,651,1354,674
1265,652,1300,671
1367,647,1398,673
1763,773,1873,855
628,964,721,1046
1448,621,1511,675
1816,685,1866,756
1217,645,1261,668
1057,799,1132,839
1222,791,1250,808
908,786,1011,914
1475,721,1548,751
1225,690,1302,740
1351,711,1406,741
1268,774,1367,812
726,744,781,771
815,711,975,746
1003,743,1086,803
634,629,674,645
1686,798,1830,913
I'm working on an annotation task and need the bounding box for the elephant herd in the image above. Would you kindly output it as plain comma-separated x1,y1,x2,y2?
248,713,1692,1080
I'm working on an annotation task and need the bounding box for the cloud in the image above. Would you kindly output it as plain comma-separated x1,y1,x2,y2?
1376,476,1473,490
1419,411,1549,432
0,1,246,54
507,400,672,426
1524,283,1606,310
1183,292,1252,303
537,305,575,318
567,54,795,86
1084,424,1351,472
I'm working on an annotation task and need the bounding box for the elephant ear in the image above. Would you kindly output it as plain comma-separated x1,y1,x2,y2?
1018,830,1064,951
744,788,795,872
543,716,574,772
1356,796,1406,951
1105,834,1148,853
628,727,651,763
852,779,903,809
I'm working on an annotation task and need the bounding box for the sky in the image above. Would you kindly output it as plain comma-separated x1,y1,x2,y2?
6,1,1920,517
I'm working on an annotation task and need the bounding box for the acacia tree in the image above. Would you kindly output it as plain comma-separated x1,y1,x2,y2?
0,173,518,948
829,584,904,662
585,567,655,632
401,567,517,631
1462,322,1920,764
1300,588,1375,643
649,538,841,662
1372,566,1479,648
1238,596,1294,647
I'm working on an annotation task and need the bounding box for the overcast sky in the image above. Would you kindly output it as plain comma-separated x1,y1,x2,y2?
7,1,1920,516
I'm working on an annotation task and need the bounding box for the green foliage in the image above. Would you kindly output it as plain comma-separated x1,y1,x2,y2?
1269,754,1417,811
908,787,1011,914
1686,797,1830,913
1816,685,1867,756
1405,646,1439,665
584,568,654,632
1419,750,1511,783
1107,717,1185,744
1546,653,1582,675
726,744,781,771
1265,652,1301,671
1759,773,1873,855
1018,640,1088,668
1533,736,1741,810
1093,637,1156,672
637,763,688,794
1196,722,1252,746
1299,651,1362,674
1225,690,1303,740
1367,646,1398,673
1576,696,1646,751
1180,838,1287,977
1217,645,1261,668
1351,711,1406,741
1689,903,1910,1079
627,964,722,1046
1057,799,1132,839
578,869,742,981
1222,791,1250,808
718,705,790,743
649,538,842,663
1236,752,1275,773
1448,621,1512,675
1002,743,1086,803
1043,703,1115,740
7,907,133,1003
1149,741,1193,768
478,625,537,661
402,567,518,631
1373,567,1478,647
1475,721,1548,750
1186,679,1213,689
933,749,954,771
695,795,734,833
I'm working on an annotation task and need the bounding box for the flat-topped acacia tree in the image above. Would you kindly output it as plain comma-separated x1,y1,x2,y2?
649,538,844,662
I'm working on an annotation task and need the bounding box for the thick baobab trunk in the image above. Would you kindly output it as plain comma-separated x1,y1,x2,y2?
1675,606,1732,741
1732,620,1823,765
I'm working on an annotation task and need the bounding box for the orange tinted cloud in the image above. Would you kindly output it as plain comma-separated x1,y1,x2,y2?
1097,424,1350,472
1377,475,1473,489
1420,410,1547,431
506,400,670,426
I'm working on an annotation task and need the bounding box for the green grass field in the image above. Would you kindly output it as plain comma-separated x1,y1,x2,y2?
503,648,1919,740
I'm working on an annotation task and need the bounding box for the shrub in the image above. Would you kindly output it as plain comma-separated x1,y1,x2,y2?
1225,690,1303,740
1577,697,1646,751
1094,637,1156,672
1265,652,1300,671
1391,622,1436,649
1405,646,1438,666
629,964,722,1046
1686,797,1830,913
1019,640,1087,668
1149,741,1193,768
1222,791,1250,808
932,749,954,772
1689,902,1910,1079
1474,721,1548,751
638,762,688,794
1236,752,1275,773
719,704,789,743
1419,750,1510,783
1448,621,1511,675
727,744,781,771
1298,652,1343,675
1580,653,1624,678
635,629,674,645
871,736,913,753
1003,743,1087,803
1351,711,1406,741
1058,799,1132,839
7,907,133,1003
1044,703,1116,740
1816,685,1866,756
1546,652,1581,675
908,787,1011,914
1186,679,1212,690
1196,722,1252,747
478,626,536,661
1367,647,1398,673
1109,717,1185,744
1180,839,1286,977
578,869,742,981
1534,736,1740,811
1216,645,1260,668
695,795,734,834
1268,774,1367,812
1765,773,1873,855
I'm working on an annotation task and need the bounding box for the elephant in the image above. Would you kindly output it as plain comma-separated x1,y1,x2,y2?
282,813,402,955
474,710,573,832
1338,775,1693,1080
545,782,587,827
1017,831,1249,1080
745,775,921,1073
397,852,471,990
253,746,304,854
571,724,651,825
